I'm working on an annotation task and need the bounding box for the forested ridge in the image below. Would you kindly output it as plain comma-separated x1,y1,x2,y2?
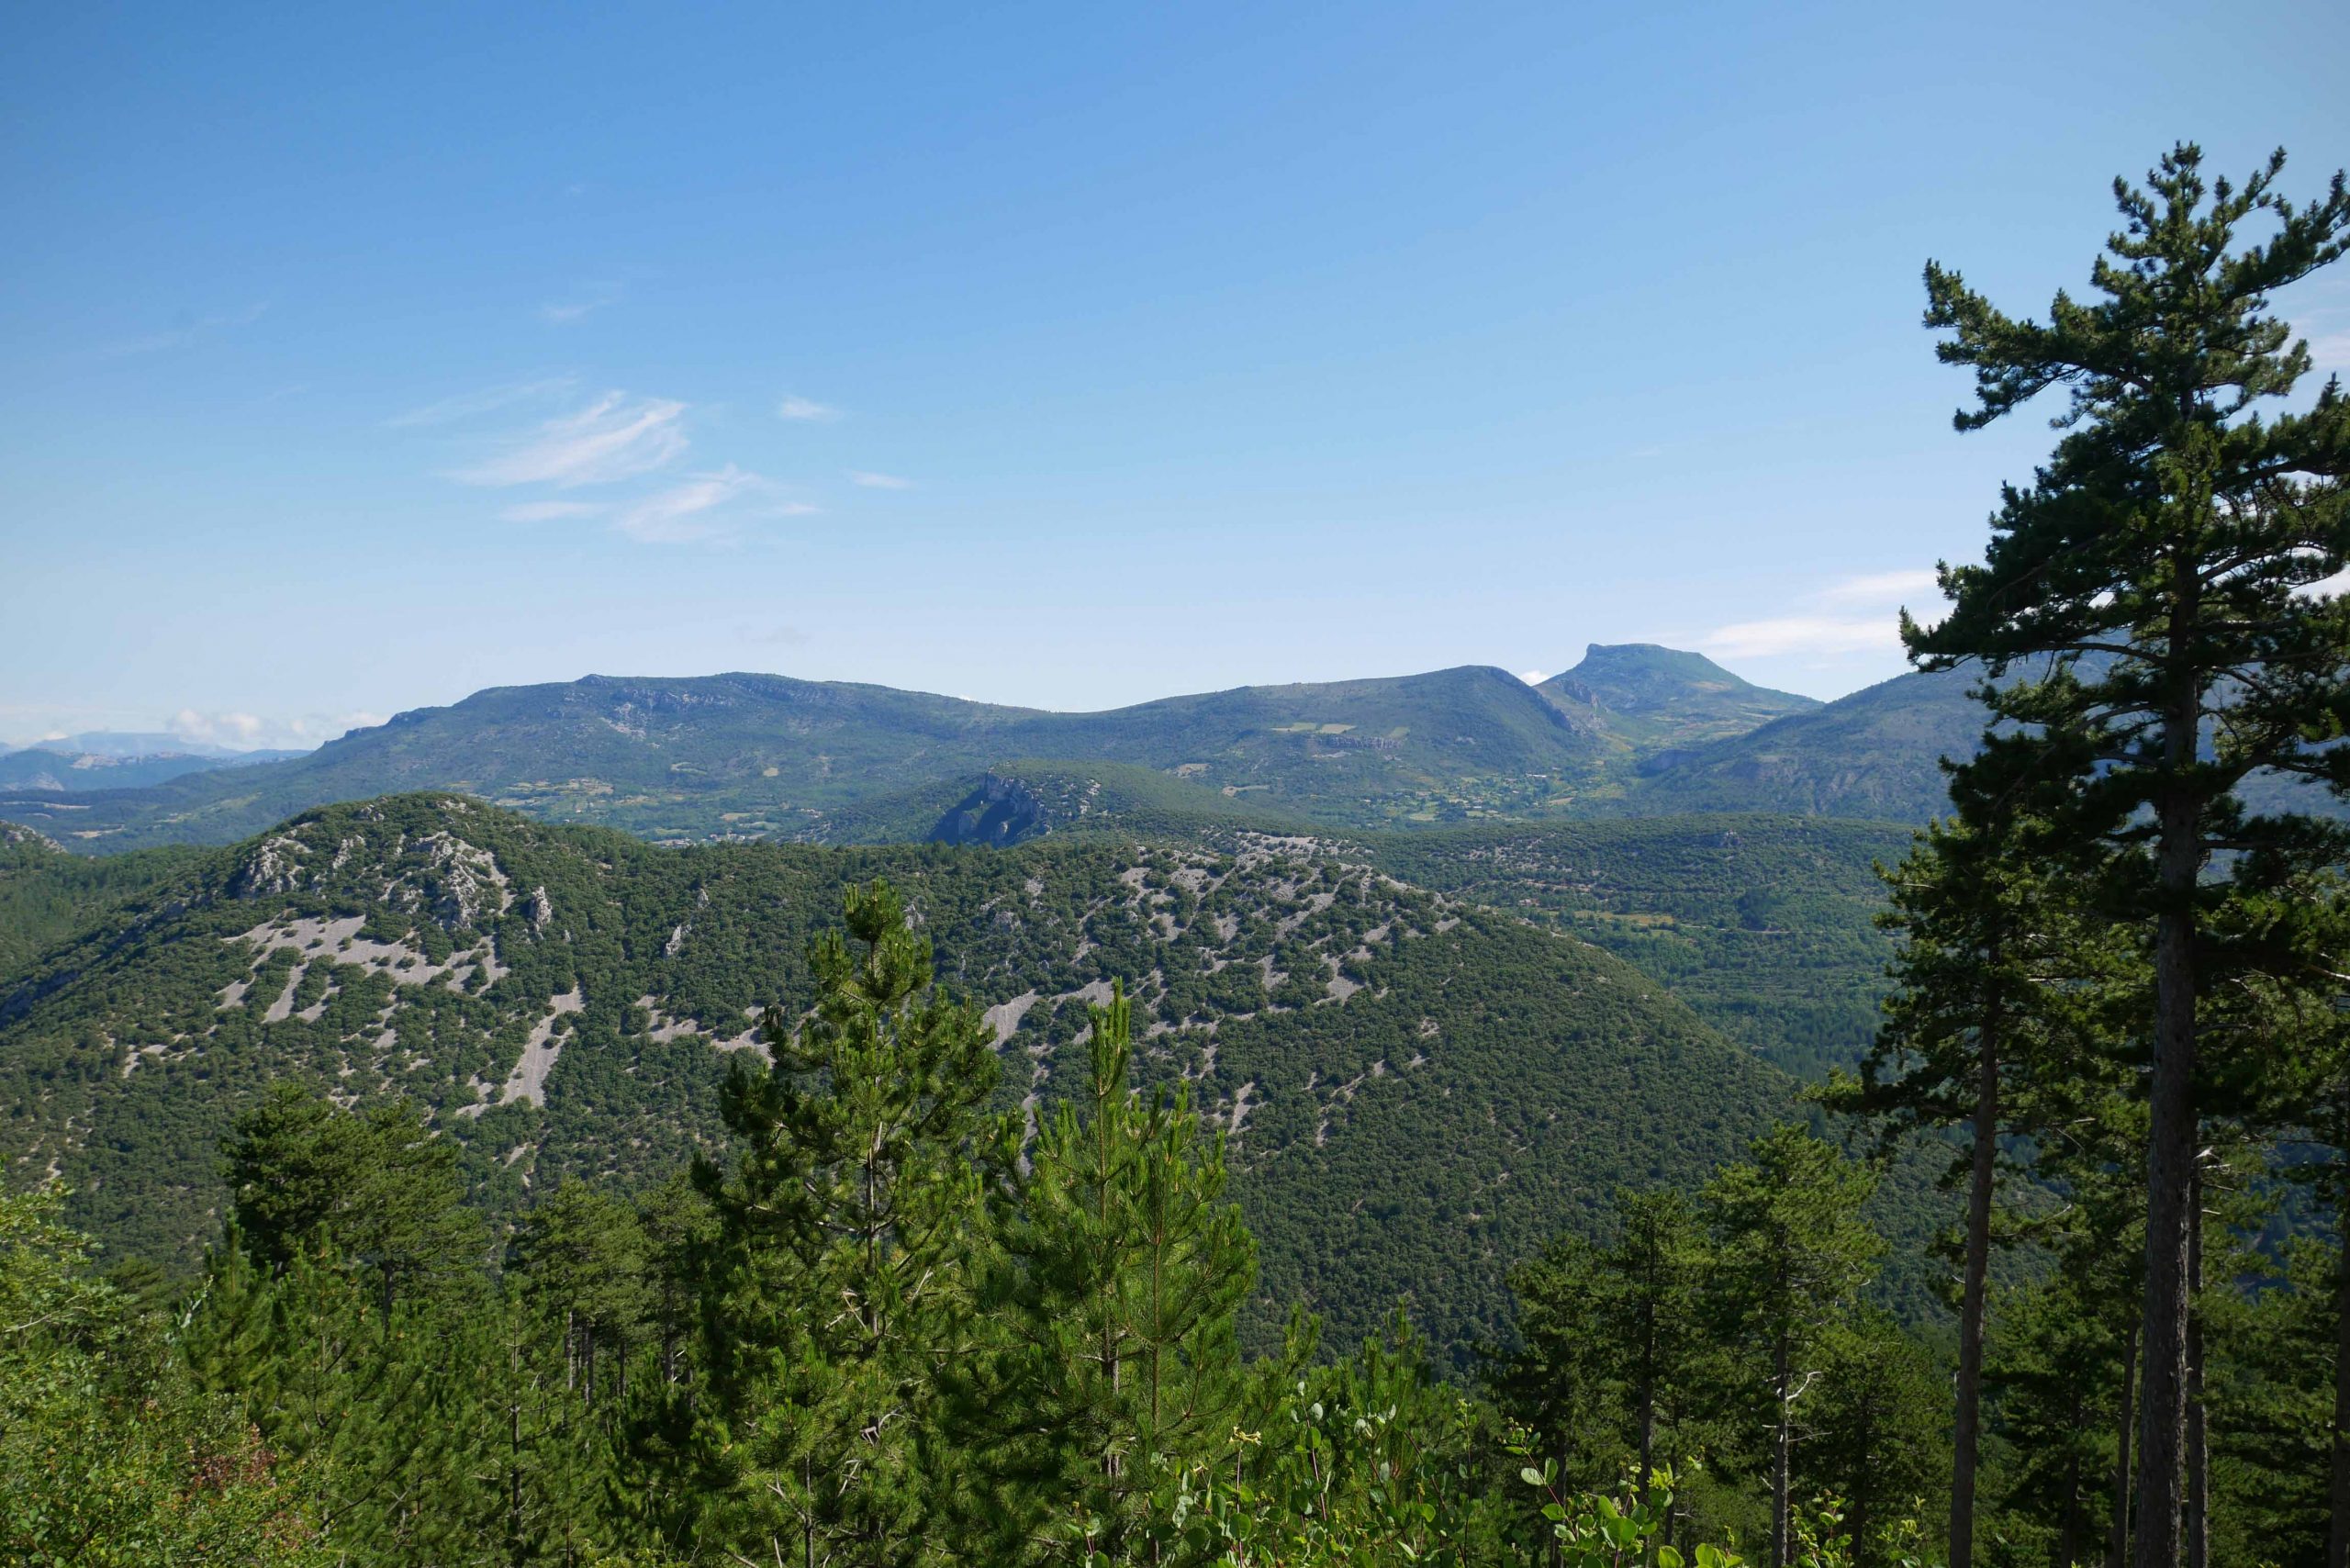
6,791,1903,1365
0,823,206,980
0,663,1622,850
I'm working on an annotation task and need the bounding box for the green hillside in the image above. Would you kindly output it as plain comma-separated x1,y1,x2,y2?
1627,665,1986,820
1032,664,1606,819
893,783,1918,1085
1367,814,1912,1081
0,793,1939,1365
0,823,206,982
837,771,1918,1090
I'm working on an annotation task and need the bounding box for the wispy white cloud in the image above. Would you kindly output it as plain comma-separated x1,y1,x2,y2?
1517,669,1549,685
847,469,912,490
1818,568,1940,603
2306,329,2350,375
1698,568,1943,662
1700,614,1900,661
301,712,391,742
615,465,813,543
540,281,623,324
105,302,269,357
501,499,607,522
170,709,266,746
2299,566,2350,600
777,395,838,421
452,391,688,487
387,376,577,429
166,708,388,750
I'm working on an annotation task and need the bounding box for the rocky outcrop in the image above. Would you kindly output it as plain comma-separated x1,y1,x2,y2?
0,821,65,853
224,815,513,930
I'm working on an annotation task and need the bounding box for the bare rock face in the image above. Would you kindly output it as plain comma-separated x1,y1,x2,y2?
410,833,511,927
2,821,67,853
231,834,312,899
224,812,514,932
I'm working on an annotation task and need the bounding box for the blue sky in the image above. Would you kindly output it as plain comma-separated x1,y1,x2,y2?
4,1,2346,748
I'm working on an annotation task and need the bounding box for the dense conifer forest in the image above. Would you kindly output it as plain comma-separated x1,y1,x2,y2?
3,791,1948,1363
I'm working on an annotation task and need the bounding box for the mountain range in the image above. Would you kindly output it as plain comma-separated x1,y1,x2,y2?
0,644,1988,852
0,745,307,795
1,730,280,759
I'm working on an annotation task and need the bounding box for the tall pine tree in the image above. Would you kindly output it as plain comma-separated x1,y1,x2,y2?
1913,141,2350,1566
1824,747,2126,1568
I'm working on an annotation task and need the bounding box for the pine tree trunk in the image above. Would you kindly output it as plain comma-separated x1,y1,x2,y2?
1637,1374,1656,1506
1850,1393,1875,1564
2185,1169,2208,1568
509,1335,525,1553
2108,1319,2136,1568
2133,653,2200,1568
1637,1284,1658,1512
1773,1331,1792,1568
1950,1014,1998,1568
2332,1169,2350,1568
2058,1395,2083,1568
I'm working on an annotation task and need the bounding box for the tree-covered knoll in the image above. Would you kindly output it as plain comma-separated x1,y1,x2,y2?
854,757,1324,847
0,791,1929,1368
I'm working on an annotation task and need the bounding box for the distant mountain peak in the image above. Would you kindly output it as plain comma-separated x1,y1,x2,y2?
1560,644,1790,704
1534,644,1818,753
